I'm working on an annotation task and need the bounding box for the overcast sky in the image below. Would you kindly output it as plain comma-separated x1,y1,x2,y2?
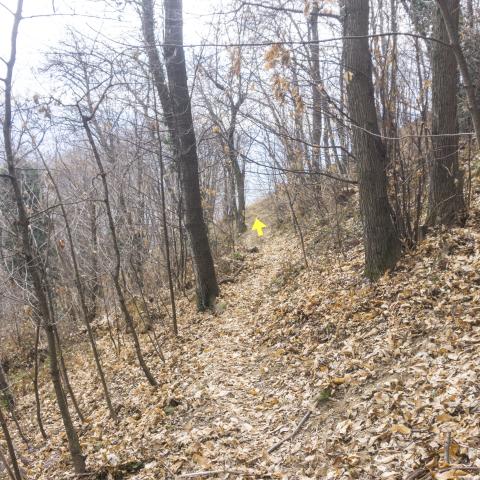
0,0,217,96
0,0,272,201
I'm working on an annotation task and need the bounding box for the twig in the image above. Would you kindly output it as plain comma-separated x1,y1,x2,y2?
268,410,312,454
444,432,451,464
438,465,480,473
267,391,331,454
406,464,480,480
218,264,246,285
177,470,249,478
405,467,429,480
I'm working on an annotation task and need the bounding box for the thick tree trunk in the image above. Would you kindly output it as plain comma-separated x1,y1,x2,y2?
141,0,176,139
343,0,401,280
141,0,218,309
428,0,466,226
163,0,219,309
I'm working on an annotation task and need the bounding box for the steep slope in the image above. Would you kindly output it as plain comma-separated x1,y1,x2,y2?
4,196,480,480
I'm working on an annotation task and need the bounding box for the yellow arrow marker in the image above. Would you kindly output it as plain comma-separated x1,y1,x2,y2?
252,218,267,237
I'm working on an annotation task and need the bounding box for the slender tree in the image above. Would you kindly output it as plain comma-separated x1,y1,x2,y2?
0,404,22,480
40,151,117,419
1,1,86,473
308,3,322,169
199,55,248,233
80,109,158,386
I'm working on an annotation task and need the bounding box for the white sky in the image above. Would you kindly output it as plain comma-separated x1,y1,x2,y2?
0,0,217,96
0,0,272,202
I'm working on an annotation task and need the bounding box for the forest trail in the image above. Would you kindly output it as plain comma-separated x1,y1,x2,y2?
11,207,339,480
3,0,480,478
164,218,313,477
138,202,480,479
7,199,480,480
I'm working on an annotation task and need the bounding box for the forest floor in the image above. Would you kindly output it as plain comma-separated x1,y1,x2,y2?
4,193,480,480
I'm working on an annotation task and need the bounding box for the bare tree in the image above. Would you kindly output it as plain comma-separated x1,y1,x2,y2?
197,45,249,233
80,108,158,386
0,404,22,480
1,0,86,473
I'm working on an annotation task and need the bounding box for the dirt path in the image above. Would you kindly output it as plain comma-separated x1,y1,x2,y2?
168,235,297,477
11,221,318,480
12,218,425,480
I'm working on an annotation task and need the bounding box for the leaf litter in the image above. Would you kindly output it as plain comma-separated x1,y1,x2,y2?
3,196,480,479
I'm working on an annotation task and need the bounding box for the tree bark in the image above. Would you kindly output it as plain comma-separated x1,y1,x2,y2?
163,0,219,309
141,0,219,309
428,0,466,226
141,0,177,140
343,0,401,280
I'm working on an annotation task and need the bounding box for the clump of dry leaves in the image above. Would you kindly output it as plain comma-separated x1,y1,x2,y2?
3,195,480,479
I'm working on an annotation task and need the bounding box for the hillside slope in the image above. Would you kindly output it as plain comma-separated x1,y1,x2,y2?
4,196,480,480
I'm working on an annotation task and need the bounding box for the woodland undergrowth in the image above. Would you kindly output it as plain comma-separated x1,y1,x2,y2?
2,188,480,479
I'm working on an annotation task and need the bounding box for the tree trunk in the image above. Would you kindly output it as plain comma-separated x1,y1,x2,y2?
466,0,474,29
152,96,178,335
227,119,246,233
141,0,176,139
428,0,466,226
163,0,219,310
343,0,401,280
141,0,219,309
0,404,22,480
32,322,48,439
0,363,14,411
234,165,247,234
87,201,101,322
